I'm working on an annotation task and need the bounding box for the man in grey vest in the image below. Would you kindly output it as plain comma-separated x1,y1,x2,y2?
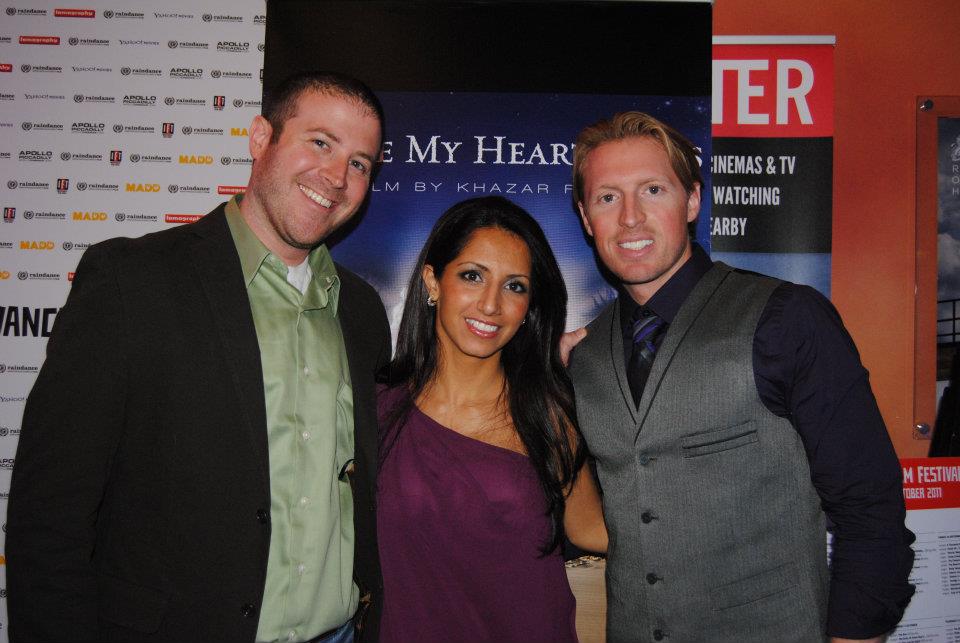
567,112,914,643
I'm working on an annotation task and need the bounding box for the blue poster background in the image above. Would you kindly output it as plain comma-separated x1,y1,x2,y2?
332,91,711,337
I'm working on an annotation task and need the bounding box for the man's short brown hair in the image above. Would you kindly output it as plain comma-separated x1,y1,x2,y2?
262,71,384,144
572,111,702,206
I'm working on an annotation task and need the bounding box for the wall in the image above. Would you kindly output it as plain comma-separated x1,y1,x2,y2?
714,0,960,457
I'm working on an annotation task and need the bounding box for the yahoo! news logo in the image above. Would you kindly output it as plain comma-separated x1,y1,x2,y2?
109,150,122,166
213,95,225,111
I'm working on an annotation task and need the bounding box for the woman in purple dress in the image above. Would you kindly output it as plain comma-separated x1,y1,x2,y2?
376,197,606,642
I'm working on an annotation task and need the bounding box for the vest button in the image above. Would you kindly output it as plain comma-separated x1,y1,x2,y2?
641,511,654,524
638,454,651,466
646,572,659,584
240,602,257,618
256,508,269,524
653,629,665,641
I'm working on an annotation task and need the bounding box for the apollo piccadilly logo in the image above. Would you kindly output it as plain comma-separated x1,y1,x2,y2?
213,95,225,111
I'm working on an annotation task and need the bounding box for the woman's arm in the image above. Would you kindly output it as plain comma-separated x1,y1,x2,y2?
563,463,607,553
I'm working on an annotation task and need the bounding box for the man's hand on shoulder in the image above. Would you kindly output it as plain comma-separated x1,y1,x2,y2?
560,327,588,367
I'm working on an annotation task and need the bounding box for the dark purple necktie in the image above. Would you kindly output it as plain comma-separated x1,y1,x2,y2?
627,307,667,407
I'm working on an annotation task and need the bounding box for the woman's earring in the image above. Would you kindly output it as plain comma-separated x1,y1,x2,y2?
426,295,437,307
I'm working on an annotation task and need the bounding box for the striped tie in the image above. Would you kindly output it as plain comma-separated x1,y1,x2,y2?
627,308,666,407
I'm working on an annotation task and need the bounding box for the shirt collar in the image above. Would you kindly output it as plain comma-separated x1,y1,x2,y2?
619,242,713,329
224,195,341,313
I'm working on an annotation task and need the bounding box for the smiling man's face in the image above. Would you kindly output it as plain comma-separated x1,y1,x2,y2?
242,89,381,265
578,136,700,304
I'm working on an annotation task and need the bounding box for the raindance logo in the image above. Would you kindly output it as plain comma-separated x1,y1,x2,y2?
3,208,13,222
110,150,122,165
258,43,265,52
211,70,221,79
216,70,253,80
165,96,206,107
216,41,249,53
61,152,102,162
104,10,144,20
206,13,242,23
77,182,86,191
21,122,63,132
8,181,49,190
57,178,69,193
170,67,203,80
232,99,261,109
21,65,62,74
213,95,225,111
120,67,161,78
168,184,179,193
73,94,113,104
114,124,155,134
69,37,108,46
9,7,47,15
130,154,140,163
162,122,174,138
182,126,193,135
168,41,207,50
115,212,125,221
17,271,26,280
23,210,32,218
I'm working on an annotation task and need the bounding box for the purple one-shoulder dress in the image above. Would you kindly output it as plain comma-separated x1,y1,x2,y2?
376,387,578,643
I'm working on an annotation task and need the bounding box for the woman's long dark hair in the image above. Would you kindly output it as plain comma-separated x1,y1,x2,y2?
380,196,584,553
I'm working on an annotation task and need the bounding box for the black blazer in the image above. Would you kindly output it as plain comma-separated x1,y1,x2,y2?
7,204,390,642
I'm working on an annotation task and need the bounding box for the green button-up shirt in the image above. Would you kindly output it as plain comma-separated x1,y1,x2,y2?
225,197,358,643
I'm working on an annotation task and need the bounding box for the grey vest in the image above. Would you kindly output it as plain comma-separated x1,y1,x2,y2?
570,263,828,643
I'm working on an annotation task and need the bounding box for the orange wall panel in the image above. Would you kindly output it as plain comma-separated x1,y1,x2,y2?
714,1,960,456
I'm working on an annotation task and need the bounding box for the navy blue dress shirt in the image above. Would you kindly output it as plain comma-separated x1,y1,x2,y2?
618,244,915,639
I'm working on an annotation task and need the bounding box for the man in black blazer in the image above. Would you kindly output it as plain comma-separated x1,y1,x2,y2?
7,72,390,643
